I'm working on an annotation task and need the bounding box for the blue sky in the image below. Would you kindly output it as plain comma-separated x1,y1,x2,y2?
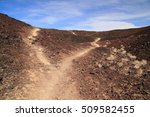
0,0,150,31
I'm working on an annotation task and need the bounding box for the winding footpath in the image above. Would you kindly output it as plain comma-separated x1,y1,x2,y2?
22,28,101,99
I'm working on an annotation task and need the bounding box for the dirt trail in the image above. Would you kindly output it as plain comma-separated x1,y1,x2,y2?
69,30,77,36
22,28,100,100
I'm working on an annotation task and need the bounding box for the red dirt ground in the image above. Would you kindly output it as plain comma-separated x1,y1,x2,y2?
0,13,149,99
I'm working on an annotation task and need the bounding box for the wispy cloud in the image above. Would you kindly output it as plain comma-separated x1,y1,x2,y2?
20,0,84,27
63,20,136,31
90,12,150,21
28,1,83,18
23,16,57,25
1,0,149,31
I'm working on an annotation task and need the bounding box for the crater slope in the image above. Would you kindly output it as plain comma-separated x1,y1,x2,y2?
0,13,150,99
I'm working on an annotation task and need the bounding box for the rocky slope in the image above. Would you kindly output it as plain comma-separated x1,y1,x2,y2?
0,13,149,99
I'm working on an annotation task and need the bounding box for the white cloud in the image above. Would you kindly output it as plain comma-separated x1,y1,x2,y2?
25,1,83,19
64,20,136,31
22,16,57,25
85,21,136,31
21,0,121,22
18,0,149,30
89,12,150,21
71,0,119,8
21,0,83,26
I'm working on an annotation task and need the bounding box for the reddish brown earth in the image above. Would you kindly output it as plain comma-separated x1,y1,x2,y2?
0,13,150,99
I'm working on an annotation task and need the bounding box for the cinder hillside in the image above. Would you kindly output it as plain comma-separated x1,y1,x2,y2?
0,13,149,99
